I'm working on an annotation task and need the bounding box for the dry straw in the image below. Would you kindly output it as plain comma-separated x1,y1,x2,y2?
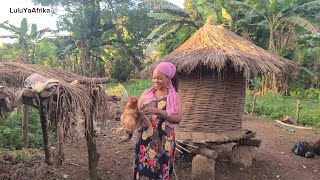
0,61,110,138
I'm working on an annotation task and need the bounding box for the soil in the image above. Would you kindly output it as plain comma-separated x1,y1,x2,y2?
1,115,319,180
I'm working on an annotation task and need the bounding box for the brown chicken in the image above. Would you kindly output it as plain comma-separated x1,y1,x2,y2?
120,96,153,142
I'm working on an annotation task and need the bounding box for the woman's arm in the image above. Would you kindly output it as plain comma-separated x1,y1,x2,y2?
157,94,182,124
142,93,182,124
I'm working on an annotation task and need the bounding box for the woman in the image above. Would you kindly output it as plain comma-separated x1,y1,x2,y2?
133,62,182,180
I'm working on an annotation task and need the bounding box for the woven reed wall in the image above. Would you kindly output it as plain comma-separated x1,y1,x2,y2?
177,68,246,134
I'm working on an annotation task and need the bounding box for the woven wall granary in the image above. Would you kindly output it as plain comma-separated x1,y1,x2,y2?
177,68,245,133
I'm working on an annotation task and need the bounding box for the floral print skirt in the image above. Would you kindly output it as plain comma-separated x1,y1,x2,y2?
133,116,176,180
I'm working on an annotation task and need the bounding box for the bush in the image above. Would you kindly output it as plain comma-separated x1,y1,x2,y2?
12,149,29,164
290,88,320,100
0,108,47,149
109,58,135,82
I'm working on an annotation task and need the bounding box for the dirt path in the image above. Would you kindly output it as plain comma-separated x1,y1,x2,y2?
1,115,319,180
57,115,320,180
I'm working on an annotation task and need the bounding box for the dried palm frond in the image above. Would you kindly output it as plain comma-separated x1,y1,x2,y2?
0,61,110,138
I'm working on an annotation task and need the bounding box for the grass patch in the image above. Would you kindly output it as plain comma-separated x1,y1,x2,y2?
245,91,320,128
105,78,152,98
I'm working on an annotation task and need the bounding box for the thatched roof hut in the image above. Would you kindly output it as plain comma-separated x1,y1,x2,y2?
142,20,297,134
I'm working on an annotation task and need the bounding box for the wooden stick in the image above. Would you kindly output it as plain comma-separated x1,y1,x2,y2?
252,93,257,113
175,147,183,154
176,140,199,149
296,100,300,124
275,120,312,130
66,162,80,167
69,77,110,84
176,143,191,153
274,124,295,132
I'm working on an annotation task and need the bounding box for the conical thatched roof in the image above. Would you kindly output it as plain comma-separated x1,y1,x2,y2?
142,20,297,79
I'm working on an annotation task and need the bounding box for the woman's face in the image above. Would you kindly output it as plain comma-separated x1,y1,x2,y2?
152,70,169,90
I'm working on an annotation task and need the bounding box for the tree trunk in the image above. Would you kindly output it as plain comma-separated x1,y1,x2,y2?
76,40,91,76
261,75,269,95
31,44,36,64
269,26,276,51
85,89,100,180
22,105,29,149
39,98,53,165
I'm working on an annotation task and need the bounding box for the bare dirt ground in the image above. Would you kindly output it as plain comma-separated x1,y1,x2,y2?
1,115,320,180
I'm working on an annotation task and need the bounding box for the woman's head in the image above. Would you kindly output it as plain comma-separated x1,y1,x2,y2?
142,62,179,115
152,70,169,91
152,62,178,91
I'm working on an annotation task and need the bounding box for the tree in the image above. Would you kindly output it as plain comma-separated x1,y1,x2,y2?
0,18,53,64
236,0,319,53
144,0,237,57
143,0,199,55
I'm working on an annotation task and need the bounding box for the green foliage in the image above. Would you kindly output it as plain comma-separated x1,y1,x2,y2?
108,58,135,82
144,0,197,54
123,79,152,98
290,88,320,100
245,90,320,128
249,76,263,91
0,108,44,149
0,43,24,60
156,26,196,57
108,78,152,98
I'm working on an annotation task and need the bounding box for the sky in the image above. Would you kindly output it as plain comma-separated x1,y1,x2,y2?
0,0,184,44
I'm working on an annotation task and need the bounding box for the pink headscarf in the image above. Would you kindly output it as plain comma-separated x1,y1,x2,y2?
141,62,178,115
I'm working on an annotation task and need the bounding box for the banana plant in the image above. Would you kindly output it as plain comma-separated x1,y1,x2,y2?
0,18,54,64
144,0,237,55
235,0,320,53
143,0,199,55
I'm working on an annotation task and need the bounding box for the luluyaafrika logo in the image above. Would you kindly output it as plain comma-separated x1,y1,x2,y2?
10,7,51,13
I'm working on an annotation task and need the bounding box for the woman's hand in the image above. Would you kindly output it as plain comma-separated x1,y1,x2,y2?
142,107,160,116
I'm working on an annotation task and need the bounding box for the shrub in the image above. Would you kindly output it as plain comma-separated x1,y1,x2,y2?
109,58,135,82
0,108,51,149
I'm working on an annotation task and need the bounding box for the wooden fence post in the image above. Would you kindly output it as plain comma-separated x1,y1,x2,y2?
39,97,53,165
295,100,300,124
251,93,257,114
22,105,29,148
85,88,100,180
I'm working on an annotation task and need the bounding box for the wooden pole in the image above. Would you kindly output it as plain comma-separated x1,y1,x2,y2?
54,118,64,166
22,105,29,149
295,100,300,124
39,97,53,165
251,93,257,113
85,89,100,180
